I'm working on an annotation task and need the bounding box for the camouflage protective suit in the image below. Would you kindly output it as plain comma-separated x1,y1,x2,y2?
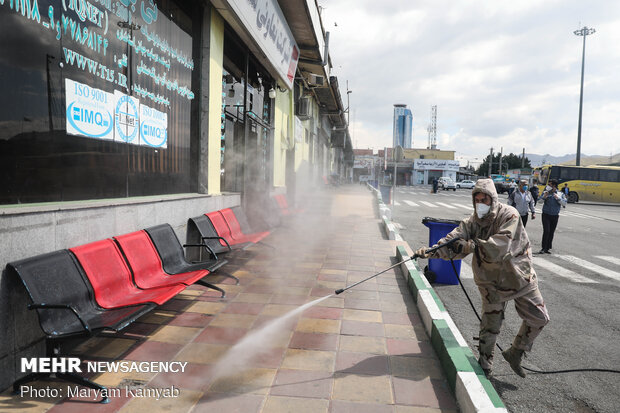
432,179,550,370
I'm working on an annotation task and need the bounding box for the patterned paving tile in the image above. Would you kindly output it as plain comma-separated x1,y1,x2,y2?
280,349,335,371
270,369,333,399
392,377,456,409
262,395,329,413
335,352,389,376
288,332,339,351
332,373,393,404
192,392,264,413
148,326,202,344
339,336,386,354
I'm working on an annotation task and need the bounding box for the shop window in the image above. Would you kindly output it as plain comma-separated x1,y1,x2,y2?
0,0,199,204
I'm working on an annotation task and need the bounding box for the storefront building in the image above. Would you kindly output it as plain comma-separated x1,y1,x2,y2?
0,0,351,390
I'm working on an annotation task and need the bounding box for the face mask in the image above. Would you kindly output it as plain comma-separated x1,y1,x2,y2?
523,185,528,191
476,203,491,218
545,185,552,192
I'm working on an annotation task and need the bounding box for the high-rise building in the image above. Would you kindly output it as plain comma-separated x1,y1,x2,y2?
393,104,413,148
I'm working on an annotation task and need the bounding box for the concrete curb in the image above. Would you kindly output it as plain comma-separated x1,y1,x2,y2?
367,184,402,241
368,186,506,413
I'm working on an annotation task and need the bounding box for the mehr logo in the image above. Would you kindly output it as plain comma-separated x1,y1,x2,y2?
21,358,82,373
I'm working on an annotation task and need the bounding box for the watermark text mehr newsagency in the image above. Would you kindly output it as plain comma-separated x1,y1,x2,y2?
21,357,188,373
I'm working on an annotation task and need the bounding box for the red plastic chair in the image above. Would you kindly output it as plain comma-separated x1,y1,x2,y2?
70,239,185,308
219,208,270,244
114,231,209,289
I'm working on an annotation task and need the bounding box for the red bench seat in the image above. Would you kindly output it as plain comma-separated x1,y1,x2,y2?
70,239,185,308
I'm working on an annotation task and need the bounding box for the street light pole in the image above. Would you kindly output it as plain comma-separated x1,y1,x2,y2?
574,26,595,167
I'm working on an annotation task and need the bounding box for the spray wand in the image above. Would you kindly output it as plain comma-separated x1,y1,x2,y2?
334,237,460,295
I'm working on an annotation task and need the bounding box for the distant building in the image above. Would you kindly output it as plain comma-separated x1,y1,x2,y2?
393,104,413,148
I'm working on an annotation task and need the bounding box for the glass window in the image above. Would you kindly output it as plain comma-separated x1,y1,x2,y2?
559,167,579,180
0,0,198,204
599,169,620,182
579,168,599,181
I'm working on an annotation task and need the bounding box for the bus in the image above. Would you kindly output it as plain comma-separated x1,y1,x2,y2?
533,165,620,203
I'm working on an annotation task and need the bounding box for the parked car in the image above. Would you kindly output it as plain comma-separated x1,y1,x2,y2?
456,180,475,189
439,177,457,191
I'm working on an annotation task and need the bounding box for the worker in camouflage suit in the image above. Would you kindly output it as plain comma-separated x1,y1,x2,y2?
415,178,550,377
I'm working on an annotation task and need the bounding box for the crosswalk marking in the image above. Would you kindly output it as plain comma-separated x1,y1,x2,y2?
393,201,401,206
595,256,620,266
435,202,457,209
532,257,598,283
459,262,473,279
403,200,419,207
453,203,473,210
419,201,438,208
555,255,620,282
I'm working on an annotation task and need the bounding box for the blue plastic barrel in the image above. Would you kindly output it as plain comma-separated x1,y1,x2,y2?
379,184,392,204
422,217,462,285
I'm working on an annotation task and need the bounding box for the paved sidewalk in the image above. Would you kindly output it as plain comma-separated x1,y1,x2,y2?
1,186,459,412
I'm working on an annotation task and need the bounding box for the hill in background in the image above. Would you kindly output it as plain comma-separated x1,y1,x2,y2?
526,153,620,167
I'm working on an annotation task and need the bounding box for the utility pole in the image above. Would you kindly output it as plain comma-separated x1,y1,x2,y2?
499,147,503,175
488,147,493,177
522,148,526,168
574,26,596,166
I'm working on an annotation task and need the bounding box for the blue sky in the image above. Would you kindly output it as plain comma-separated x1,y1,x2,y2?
320,0,620,165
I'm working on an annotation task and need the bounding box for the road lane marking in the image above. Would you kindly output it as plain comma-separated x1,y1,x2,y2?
419,201,438,208
435,202,457,209
459,262,473,279
532,257,598,283
555,255,620,282
403,200,419,207
594,256,620,266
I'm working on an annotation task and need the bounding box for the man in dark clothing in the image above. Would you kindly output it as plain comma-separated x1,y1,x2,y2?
432,178,438,194
530,183,539,205
540,179,567,254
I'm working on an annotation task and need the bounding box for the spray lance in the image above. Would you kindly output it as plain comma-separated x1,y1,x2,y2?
334,237,461,295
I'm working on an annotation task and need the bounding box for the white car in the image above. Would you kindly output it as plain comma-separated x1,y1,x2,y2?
456,180,475,189
439,177,457,191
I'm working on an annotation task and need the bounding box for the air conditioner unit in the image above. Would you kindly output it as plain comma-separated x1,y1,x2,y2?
308,74,324,87
296,97,310,118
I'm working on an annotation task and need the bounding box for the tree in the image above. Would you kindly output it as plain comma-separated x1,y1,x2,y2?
476,153,532,176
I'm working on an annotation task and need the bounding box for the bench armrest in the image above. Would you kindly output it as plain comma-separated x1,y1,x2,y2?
184,243,219,260
201,236,232,252
28,303,91,333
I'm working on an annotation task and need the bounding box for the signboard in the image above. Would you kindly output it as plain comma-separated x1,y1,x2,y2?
225,0,299,89
65,79,115,140
139,104,168,148
114,91,140,145
354,157,374,169
414,159,460,171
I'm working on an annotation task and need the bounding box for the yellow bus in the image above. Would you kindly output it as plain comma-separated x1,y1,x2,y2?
534,165,620,203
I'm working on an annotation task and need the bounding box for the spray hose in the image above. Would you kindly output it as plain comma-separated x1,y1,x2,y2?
334,237,620,375
445,258,620,375
334,237,461,295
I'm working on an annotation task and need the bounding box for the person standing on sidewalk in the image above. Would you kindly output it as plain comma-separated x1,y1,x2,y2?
539,179,567,254
508,179,536,227
414,179,550,378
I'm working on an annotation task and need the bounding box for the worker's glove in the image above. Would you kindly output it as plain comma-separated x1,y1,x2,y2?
448,239,475,255
413,247,430,259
